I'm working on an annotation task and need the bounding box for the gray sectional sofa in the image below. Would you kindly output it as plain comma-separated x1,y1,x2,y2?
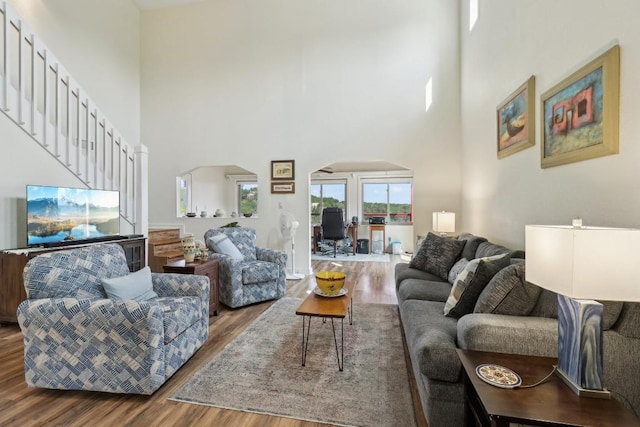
396,232,640,427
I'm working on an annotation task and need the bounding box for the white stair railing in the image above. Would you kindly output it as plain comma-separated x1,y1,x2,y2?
0,1,140,228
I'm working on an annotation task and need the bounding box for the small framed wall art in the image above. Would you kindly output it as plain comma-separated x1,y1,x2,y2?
271,160,295,180
540,45,620,168
271,181,295,194
497,76,535,159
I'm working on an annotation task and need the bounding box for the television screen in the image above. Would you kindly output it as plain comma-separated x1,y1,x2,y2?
27,185,120,247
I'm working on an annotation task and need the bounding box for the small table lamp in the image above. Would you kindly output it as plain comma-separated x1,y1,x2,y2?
433,211,455,236
525,225,640,398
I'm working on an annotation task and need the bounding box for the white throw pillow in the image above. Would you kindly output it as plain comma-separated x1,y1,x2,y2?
210,234,244,260
101,266,158,301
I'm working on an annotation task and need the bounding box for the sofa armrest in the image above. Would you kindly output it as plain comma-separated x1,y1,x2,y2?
256,247,287,267
17,298,165,394
457,313,558,357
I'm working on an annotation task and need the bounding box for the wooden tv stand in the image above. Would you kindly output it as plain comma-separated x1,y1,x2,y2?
0,237,146,324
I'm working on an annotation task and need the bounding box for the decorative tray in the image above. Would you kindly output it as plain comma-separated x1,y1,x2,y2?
313,287,348,298
475,364,522,388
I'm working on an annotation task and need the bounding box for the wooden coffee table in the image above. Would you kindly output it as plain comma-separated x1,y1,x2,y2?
296,279,356,371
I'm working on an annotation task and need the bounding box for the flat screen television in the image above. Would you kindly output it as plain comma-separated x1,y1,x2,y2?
26,185,121,247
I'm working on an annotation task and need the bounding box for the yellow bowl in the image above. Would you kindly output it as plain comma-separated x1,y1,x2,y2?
315,271,346,295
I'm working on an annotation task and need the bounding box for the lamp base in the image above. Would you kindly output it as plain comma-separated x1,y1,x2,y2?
555,366,611,399
286,273,304,280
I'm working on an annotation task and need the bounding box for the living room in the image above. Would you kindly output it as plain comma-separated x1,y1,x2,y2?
1,0,640,426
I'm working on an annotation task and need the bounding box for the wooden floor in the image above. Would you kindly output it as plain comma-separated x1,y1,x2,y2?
0,255,420,427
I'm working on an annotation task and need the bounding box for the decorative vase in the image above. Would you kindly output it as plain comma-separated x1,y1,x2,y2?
215,208,226,217
181,235,197,263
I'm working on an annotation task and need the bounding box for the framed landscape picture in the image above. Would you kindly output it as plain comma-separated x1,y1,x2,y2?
497,76,535,159
271,160,295,180
540,45,620,168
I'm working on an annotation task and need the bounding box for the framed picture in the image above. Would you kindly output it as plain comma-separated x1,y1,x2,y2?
270,181,295,194
497,76,535,159
271,160,295,180
540,45,620,168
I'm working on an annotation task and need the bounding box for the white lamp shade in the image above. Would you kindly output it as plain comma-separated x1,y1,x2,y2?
525,225,640,302
433,211,455,234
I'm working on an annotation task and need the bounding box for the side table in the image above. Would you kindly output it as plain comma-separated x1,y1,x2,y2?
163,257,220,316
456,349,639,427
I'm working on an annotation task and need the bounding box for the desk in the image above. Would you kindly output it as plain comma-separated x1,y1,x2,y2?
368,224,385,254
457,349,640,427
312,224,357,255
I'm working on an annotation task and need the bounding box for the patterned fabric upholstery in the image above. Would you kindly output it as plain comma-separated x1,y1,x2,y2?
204,227,286,308
17,244,209,395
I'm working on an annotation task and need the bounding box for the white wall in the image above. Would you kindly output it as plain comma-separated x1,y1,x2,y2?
141,0,462,274
0,0,141,249
460,0,640,249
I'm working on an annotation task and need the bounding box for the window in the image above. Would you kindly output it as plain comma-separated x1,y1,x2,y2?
362,181,412,223
238,182,258,215
177,175,191,217
311,182,346,223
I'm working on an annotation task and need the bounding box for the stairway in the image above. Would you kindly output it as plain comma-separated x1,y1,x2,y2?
0,1,146,232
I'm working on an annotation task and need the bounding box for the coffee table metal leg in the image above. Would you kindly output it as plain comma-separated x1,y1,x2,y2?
330,318,344,371
301,315,312,367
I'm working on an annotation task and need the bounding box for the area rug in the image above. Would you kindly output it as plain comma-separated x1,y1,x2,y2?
311,252,390,263
170,297,416,427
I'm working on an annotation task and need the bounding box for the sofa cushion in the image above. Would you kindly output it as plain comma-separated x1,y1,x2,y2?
601,301,625,330
394,263,443,290
475,241,516,259
153,296,202,344
400,299,461,382
241,261,280,284
529,288,559,318
457,233,488,261
444,254,510,318
397,278,453,303
474,262,541,316
409,233,465,281
448,258,469,284
101,267,158,301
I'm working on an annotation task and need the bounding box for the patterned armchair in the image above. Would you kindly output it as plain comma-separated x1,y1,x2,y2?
204,227,286,308
16,243,209,395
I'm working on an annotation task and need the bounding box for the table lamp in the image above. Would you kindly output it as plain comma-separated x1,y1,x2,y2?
525,224,640,398
433,211,455,236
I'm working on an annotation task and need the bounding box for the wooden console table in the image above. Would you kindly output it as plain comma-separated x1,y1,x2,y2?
0,237,146,323
457,349,639,427
163,257,220,316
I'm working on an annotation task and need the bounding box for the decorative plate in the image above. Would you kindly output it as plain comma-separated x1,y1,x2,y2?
475,364,522,388
313,287,348,298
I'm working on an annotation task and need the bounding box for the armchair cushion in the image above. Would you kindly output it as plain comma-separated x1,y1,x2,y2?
241,261,280,284
102,266,158,301
209,234,244,260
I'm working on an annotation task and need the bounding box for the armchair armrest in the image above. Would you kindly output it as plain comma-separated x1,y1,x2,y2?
17,297,166,394
457,313,558,357
151,272,209,299
256,247,287,266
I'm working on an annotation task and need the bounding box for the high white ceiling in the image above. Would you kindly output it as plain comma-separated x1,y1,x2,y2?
133,0,205,10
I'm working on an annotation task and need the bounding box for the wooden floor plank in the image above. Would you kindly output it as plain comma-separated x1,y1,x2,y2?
0,255,424,426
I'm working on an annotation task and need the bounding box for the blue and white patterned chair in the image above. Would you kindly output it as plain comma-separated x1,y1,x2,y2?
16,243,209,395
204,227,286,308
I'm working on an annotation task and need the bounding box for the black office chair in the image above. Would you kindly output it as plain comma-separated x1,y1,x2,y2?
320,207,352,258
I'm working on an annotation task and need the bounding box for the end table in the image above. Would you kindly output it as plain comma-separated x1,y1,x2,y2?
163,257,220,316
456,349,639,427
